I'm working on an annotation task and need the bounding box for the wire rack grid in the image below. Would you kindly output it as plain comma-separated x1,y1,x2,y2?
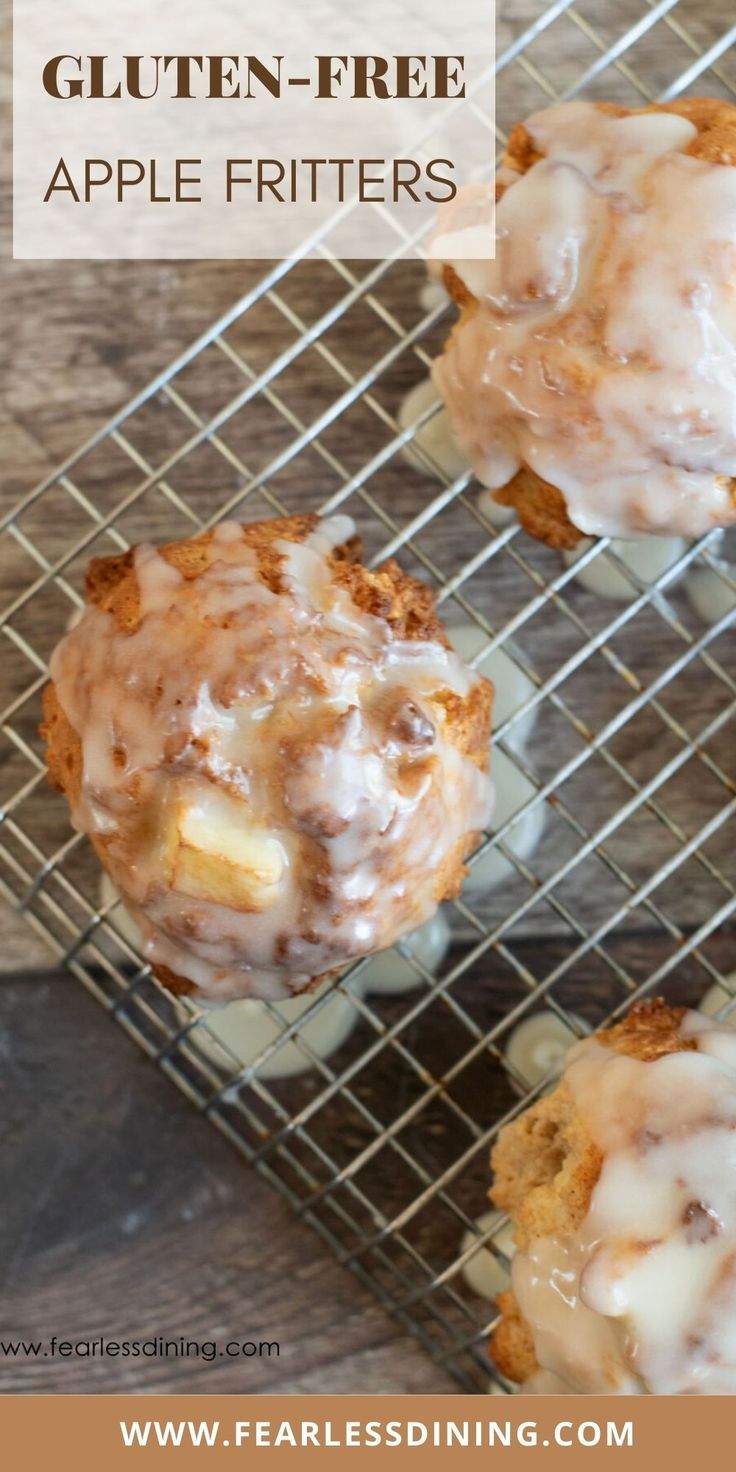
2,0,736,1393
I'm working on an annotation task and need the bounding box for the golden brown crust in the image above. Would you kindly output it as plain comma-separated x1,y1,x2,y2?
44,517,337,804
489,1000,692,1382
83,515,354,626
493,471,582,552
443,99,736,549
492,1290,539,1385
42,515,492,999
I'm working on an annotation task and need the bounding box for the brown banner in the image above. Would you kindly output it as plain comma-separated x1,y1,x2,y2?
0,1393,732,1469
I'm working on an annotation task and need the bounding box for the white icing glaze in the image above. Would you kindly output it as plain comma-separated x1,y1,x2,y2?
447,626,538,749
463,748,545,897
398,377,470,484
191,977,362,1082
563,534,686,602
511,1012,736,1394
99,875,449,1074
100,881,363,1081
475,488,517,529
685,530,736,623
487,1379,514,1396
419,277,450,314
461,1208,516,1300
428,181,495,300
358,909,450,995
433,101,736,540
699,975,736,1019
447,626,545,894
686,564,736,623
504,1011,582,1090
397,378,515,526
51,517,492,1002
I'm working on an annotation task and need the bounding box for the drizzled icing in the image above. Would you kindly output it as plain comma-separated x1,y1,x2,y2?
50,515,492,1002
511,1012,736,1394
432,101,736,539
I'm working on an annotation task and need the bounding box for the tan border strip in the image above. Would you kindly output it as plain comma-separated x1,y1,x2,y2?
0,1392,718,1469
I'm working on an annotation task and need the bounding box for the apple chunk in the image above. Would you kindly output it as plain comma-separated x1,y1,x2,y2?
171,788,286,912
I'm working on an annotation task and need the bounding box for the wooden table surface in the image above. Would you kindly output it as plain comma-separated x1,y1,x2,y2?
0,0,477,1384
0,970,454,1393
2,0,736,1395
0,3,456,1392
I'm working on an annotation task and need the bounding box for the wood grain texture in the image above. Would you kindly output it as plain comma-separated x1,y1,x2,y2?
2,0,736,961
0,972,454,1393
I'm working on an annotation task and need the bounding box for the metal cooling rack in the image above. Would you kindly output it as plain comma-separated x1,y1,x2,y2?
2,0,736,1393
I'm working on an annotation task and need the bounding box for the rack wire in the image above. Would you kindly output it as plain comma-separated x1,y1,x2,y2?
2,0,736,1393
